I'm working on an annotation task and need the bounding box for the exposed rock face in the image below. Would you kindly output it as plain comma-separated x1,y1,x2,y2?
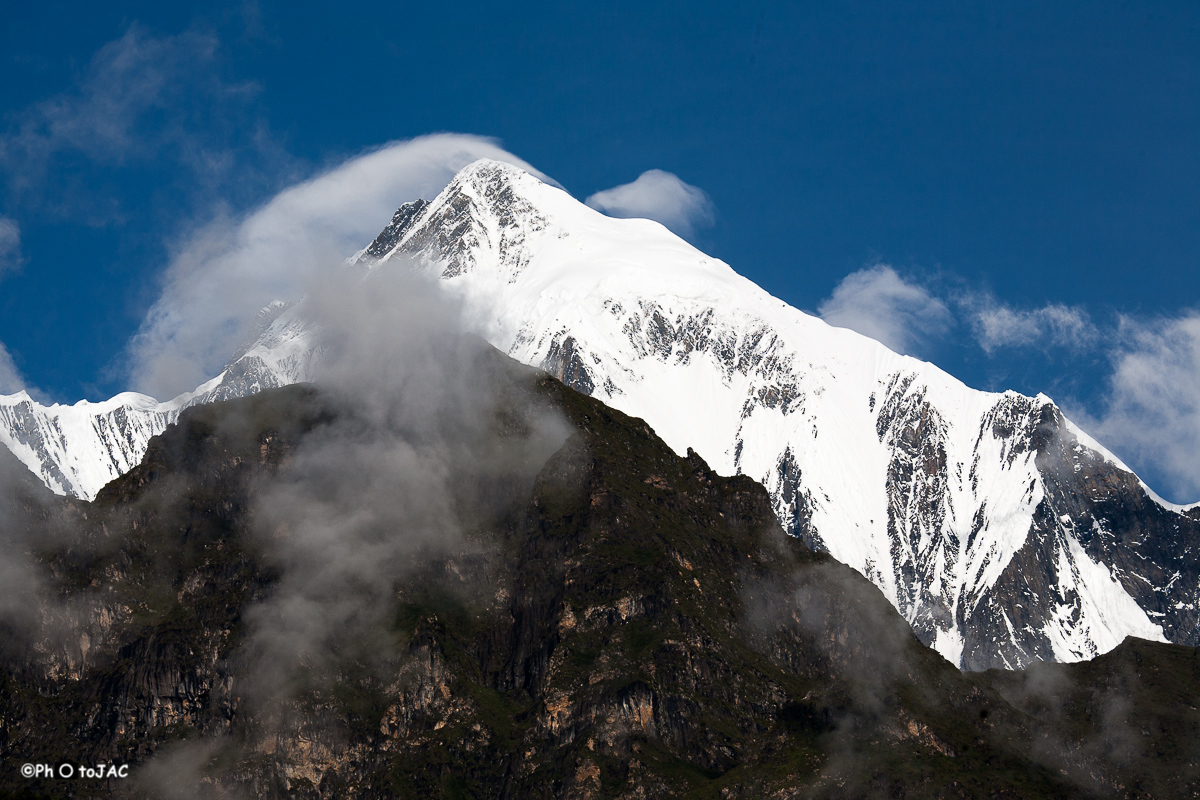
951,402,1200,671
1,368,1197,798
362,198,430,260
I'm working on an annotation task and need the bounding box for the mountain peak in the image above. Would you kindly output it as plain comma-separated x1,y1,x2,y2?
454,156,536,184
361,157,562,282
363,198,430,260
356,158,556,271
351,174,1198,670
435,157,556,226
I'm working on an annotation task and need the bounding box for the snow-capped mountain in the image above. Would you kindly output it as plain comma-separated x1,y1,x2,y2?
2,159,1197,670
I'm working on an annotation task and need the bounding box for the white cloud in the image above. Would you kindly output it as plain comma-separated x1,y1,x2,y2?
970,300,1098,354
817,265,953,356
585,169,715,239
0,217,21,276
127,134,549,399
1080,313,1200,503
0,342,25,395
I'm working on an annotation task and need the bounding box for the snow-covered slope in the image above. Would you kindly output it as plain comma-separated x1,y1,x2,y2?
0,389,178,499
3,158,1197,670
0,300,314,500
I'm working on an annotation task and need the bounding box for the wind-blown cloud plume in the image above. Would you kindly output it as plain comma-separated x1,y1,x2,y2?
585,169,715,239
0,343,24,396
817,265,953,356
128,134,550,399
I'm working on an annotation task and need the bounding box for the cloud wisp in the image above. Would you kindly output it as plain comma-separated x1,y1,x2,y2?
127,134,549,400
585,169,716,239
0,24,287,224
969,299,1099,355
0,447,48,650
817,265,954,356
816,265,1100,361
0,343,25,396
0,217,22,277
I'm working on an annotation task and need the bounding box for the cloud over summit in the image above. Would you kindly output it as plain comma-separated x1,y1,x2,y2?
128,135,548,399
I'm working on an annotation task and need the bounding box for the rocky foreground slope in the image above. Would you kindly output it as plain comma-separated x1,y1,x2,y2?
1,356,1198,799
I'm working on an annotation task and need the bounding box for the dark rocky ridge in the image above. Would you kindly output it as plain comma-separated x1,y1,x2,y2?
364,199,430,260
0,356,1196,798
980,636,1200,798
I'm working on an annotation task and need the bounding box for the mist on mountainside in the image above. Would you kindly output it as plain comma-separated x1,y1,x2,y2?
238,264,572,709
0,444,51,650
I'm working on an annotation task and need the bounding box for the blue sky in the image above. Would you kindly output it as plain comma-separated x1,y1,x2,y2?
1,1,1198,500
